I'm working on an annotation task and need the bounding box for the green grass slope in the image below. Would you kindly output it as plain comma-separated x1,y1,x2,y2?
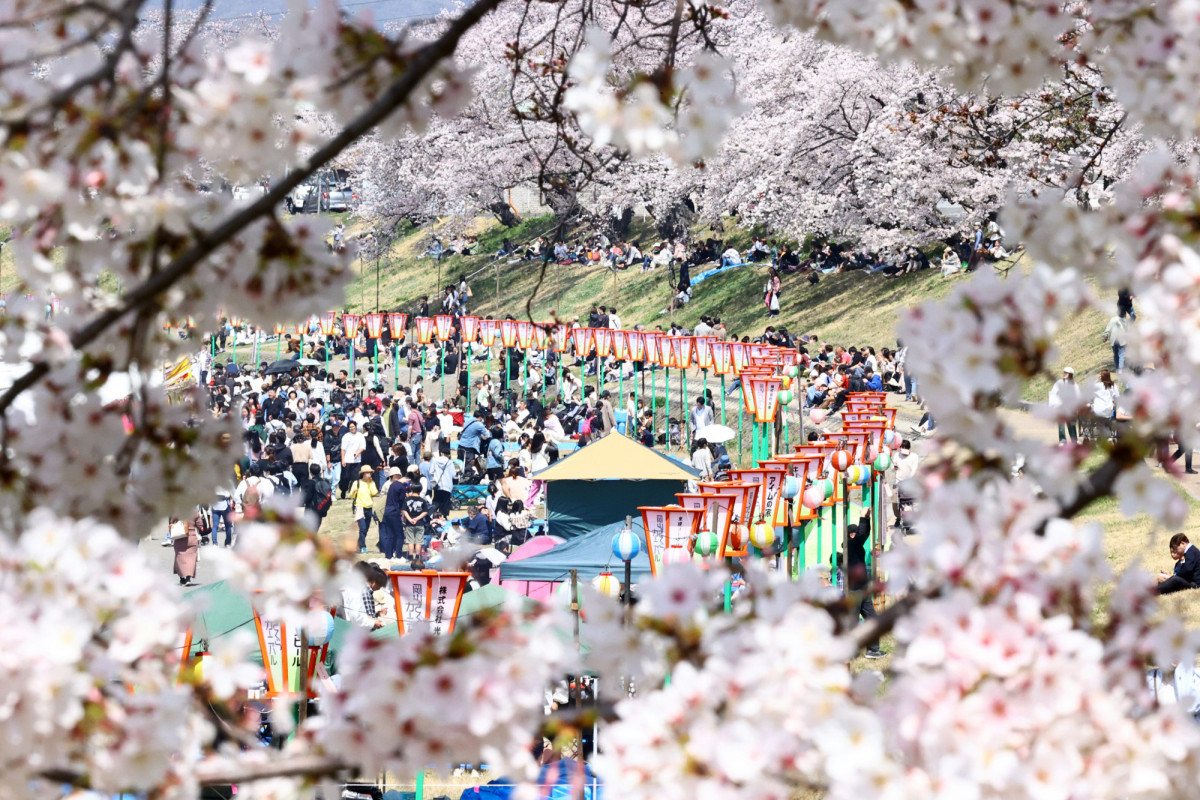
344,216,1113,402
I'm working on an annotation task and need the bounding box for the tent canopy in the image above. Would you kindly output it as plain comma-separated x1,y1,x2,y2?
498,520,654,584
547,479,683,540
534,434,699,481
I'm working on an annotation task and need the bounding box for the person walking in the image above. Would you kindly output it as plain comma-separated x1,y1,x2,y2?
688,396,714,445
1048,367,1081,444
301,463,332,532
1102,310,1130,371
171,515,199,586
350,465,379,554
428,444,457,518
379,467,406,560
845,507,884,658
339,420,366,499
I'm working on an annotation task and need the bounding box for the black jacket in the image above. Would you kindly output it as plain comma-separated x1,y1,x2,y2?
1175,545,1200,585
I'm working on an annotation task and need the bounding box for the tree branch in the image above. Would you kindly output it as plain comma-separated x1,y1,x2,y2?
0,0,503,416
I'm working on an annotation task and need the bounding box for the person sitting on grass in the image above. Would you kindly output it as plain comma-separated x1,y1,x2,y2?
1157,533,1200,595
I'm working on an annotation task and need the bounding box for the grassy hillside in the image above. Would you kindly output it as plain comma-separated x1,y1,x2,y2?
343,214,1113,401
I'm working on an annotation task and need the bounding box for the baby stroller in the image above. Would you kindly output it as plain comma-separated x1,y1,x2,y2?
896,490,917,536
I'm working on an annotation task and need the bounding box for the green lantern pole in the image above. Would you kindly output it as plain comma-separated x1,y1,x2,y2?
702,368,708,414
523,347,528,398
210,333,216,361
618,357,624,411
439,340,446,400
751,418,758,465
420,346,426,389
679,366,685,445
275,334,281,362
665,366,671,450
817,515,824,582
841,475,850,590
231,328,237,364
651,367,657,440
324,336,331,377
465,342,471,404
556,353,563,401
393,341,399,391
373,343,379,388
720,374,726,425
737,389,744,465
797,520,808,574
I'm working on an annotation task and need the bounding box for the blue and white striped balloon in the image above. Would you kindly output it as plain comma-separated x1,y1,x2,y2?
612,528,642,561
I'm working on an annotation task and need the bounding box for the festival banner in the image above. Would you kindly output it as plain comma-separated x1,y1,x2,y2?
387,570,470,635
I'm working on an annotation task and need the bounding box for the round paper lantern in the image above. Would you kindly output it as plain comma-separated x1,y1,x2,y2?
854,464,872,485
866,446,880,463
873,452,892,472
784,365,799,378
778,389,793,405
782,475,801,499
307,612,336,646
728,523,749,551
845,465,862,484
810,409,827,425
821,478,836,499
662,547,692,566
749,520,775,551
592,572,620,598
612,529,642,561
781,375,792,390
694,529,720,556
556,580,582,610
831,449,852,472
802,485,825,509
882,429,897,447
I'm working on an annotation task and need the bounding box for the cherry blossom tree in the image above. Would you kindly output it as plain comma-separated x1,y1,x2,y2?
4,0,1200,798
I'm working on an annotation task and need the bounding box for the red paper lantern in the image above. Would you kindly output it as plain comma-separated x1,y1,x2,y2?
831,449,853,472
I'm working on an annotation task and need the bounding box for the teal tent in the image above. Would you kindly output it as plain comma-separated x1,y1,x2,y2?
533,434,699,539
497,520,654,584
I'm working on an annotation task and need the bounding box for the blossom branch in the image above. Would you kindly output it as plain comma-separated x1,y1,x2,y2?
0,0,503,417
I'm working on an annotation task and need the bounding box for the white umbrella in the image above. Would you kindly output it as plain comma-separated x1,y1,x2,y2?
695,424,736,444
474,547,507,566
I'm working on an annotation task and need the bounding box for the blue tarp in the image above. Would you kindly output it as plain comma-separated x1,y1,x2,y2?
458,758,602,800
497,520,655,583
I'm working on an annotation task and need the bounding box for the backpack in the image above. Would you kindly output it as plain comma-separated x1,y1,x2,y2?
312,479,333,517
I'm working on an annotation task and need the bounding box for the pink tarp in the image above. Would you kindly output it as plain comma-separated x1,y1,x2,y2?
499,535,565,601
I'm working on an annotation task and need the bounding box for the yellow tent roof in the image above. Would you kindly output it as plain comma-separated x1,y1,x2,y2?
534,433,700,481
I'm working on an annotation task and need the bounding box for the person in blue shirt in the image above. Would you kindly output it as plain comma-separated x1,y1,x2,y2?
863,366,883,392
462,504,493,545
485,426,506,481
458,410,488,467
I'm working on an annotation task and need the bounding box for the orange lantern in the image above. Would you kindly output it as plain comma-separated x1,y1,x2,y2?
459,315,480,343
433,314,454,341
643,332,662,366
387,312,408,339
479,318,499,347
532,323,550,349
730,342,748,373
611,329,629,360
343,314,362,338
500,319,519,348
675,336,694,368
628,330,646,361
694,336,714,370
362,312,385,339
414,316,435,344
320,311,338,336
595,327,614,358
747,374,783,423
516,320,535,349
550,324,569,353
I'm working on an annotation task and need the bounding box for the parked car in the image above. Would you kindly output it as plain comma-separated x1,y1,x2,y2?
232,181,269,202
284,169,355,213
